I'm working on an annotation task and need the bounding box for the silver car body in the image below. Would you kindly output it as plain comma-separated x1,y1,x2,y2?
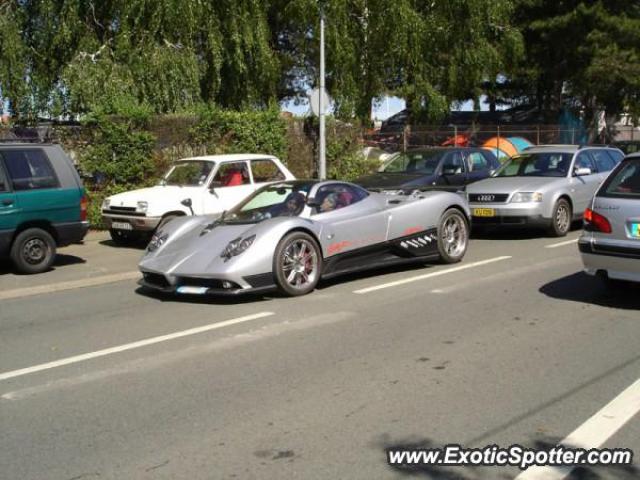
138,180,470,295
579,154,640,282
466,145,624,228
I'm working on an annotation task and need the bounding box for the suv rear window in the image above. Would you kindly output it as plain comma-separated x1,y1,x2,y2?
600,159,640,198
1,149,59,190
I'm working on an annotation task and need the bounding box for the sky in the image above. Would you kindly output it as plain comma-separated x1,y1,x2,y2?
281,95,481,120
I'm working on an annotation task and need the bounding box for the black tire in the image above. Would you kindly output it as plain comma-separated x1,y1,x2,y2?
273,231,323,296
548,199,572,237
437,208,469,264
10,228,56,274
109,229,139,246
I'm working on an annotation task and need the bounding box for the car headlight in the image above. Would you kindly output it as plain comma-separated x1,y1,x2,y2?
102,198,111,210
137,201,148,213
220,235,256,261
511,192,543,203
147,231,168,253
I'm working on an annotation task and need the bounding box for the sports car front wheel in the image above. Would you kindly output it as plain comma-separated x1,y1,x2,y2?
273,231,323,296
437,209,469,264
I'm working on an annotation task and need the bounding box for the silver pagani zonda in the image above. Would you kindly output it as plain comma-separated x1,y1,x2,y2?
138,180,471,297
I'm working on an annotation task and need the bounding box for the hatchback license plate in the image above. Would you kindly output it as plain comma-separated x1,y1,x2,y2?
473,208,495,217
631,223,640,238
112,221,133,230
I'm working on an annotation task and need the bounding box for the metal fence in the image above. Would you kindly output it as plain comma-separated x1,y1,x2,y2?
363,124,639,153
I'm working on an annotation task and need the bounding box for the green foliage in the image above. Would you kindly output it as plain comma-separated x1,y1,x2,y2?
80,112,157,188
511,0,640,132
0,0,279,116
325,119,378,181
190,107,288,161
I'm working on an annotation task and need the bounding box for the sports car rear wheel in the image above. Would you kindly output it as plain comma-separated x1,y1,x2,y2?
437,209,469,264
274,231,322,296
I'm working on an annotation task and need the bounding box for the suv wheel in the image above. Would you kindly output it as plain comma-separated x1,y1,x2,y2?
548,199,572,237
10,228,57,274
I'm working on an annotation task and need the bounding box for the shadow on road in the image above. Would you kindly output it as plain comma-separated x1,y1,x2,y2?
99,239,148,250
317,260,433,291
51,253,87,267
0,253,86,275
134,286,274,306
471,222,581,241
378,434,639,479
540,272,640,310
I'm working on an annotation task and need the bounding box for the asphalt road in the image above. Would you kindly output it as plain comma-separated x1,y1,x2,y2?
1,229,639,480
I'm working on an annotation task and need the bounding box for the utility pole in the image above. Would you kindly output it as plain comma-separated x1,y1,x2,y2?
318,1,326,180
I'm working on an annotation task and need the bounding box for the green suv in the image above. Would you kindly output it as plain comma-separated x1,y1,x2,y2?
0,143,89,273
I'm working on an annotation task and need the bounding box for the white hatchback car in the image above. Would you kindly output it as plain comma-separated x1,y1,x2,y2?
101,154,295,243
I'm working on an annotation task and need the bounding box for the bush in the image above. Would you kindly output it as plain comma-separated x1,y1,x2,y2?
325,118,378,181
78,106,158,228
190,106,288,161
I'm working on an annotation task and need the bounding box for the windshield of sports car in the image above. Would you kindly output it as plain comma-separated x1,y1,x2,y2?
162,161,214,186
494,153,572,178
380,150,444,174
222,182,314,224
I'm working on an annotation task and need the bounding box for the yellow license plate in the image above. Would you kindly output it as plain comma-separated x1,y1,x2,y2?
473,208,495,217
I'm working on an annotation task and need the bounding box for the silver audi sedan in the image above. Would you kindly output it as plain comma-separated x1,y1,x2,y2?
579,154,640,285
467,145,624,236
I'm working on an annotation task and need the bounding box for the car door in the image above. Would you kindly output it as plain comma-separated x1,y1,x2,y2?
311,184,388,256
571,151,601,213
465,150,496,185
203,161,254,212
250,159,287,190
590,149,617,182
1,148,71,224
0,154,18,243
435,151,468,191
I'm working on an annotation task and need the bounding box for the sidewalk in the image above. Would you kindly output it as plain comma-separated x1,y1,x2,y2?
0,231,144,292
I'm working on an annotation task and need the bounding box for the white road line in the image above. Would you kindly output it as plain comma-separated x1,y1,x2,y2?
545,238,578,249
353,256,512,294
0,312,274,382
0,271,140,301
515,377,640,480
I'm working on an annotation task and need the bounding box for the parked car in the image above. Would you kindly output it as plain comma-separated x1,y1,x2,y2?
0,142,89,273
466,145,624,236
613,140,640,156
579,153,640,285
139,180,470,297
102,154,295,244
355,148,501,194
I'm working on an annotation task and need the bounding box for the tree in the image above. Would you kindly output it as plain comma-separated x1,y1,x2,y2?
270,0,521,123
511,0,640,136
0,0,280,118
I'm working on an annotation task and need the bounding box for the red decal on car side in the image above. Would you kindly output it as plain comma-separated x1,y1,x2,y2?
403,226,423,236
328,241,352,255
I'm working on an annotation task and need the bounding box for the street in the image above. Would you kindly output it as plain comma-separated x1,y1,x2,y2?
1,230,639,480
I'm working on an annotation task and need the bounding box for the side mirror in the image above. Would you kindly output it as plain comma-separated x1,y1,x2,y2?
208,181,222,196
574,167,592,176
181,198,194,216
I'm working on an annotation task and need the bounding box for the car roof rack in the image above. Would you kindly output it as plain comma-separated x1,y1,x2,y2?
578,144,611,149
0,137,49,144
